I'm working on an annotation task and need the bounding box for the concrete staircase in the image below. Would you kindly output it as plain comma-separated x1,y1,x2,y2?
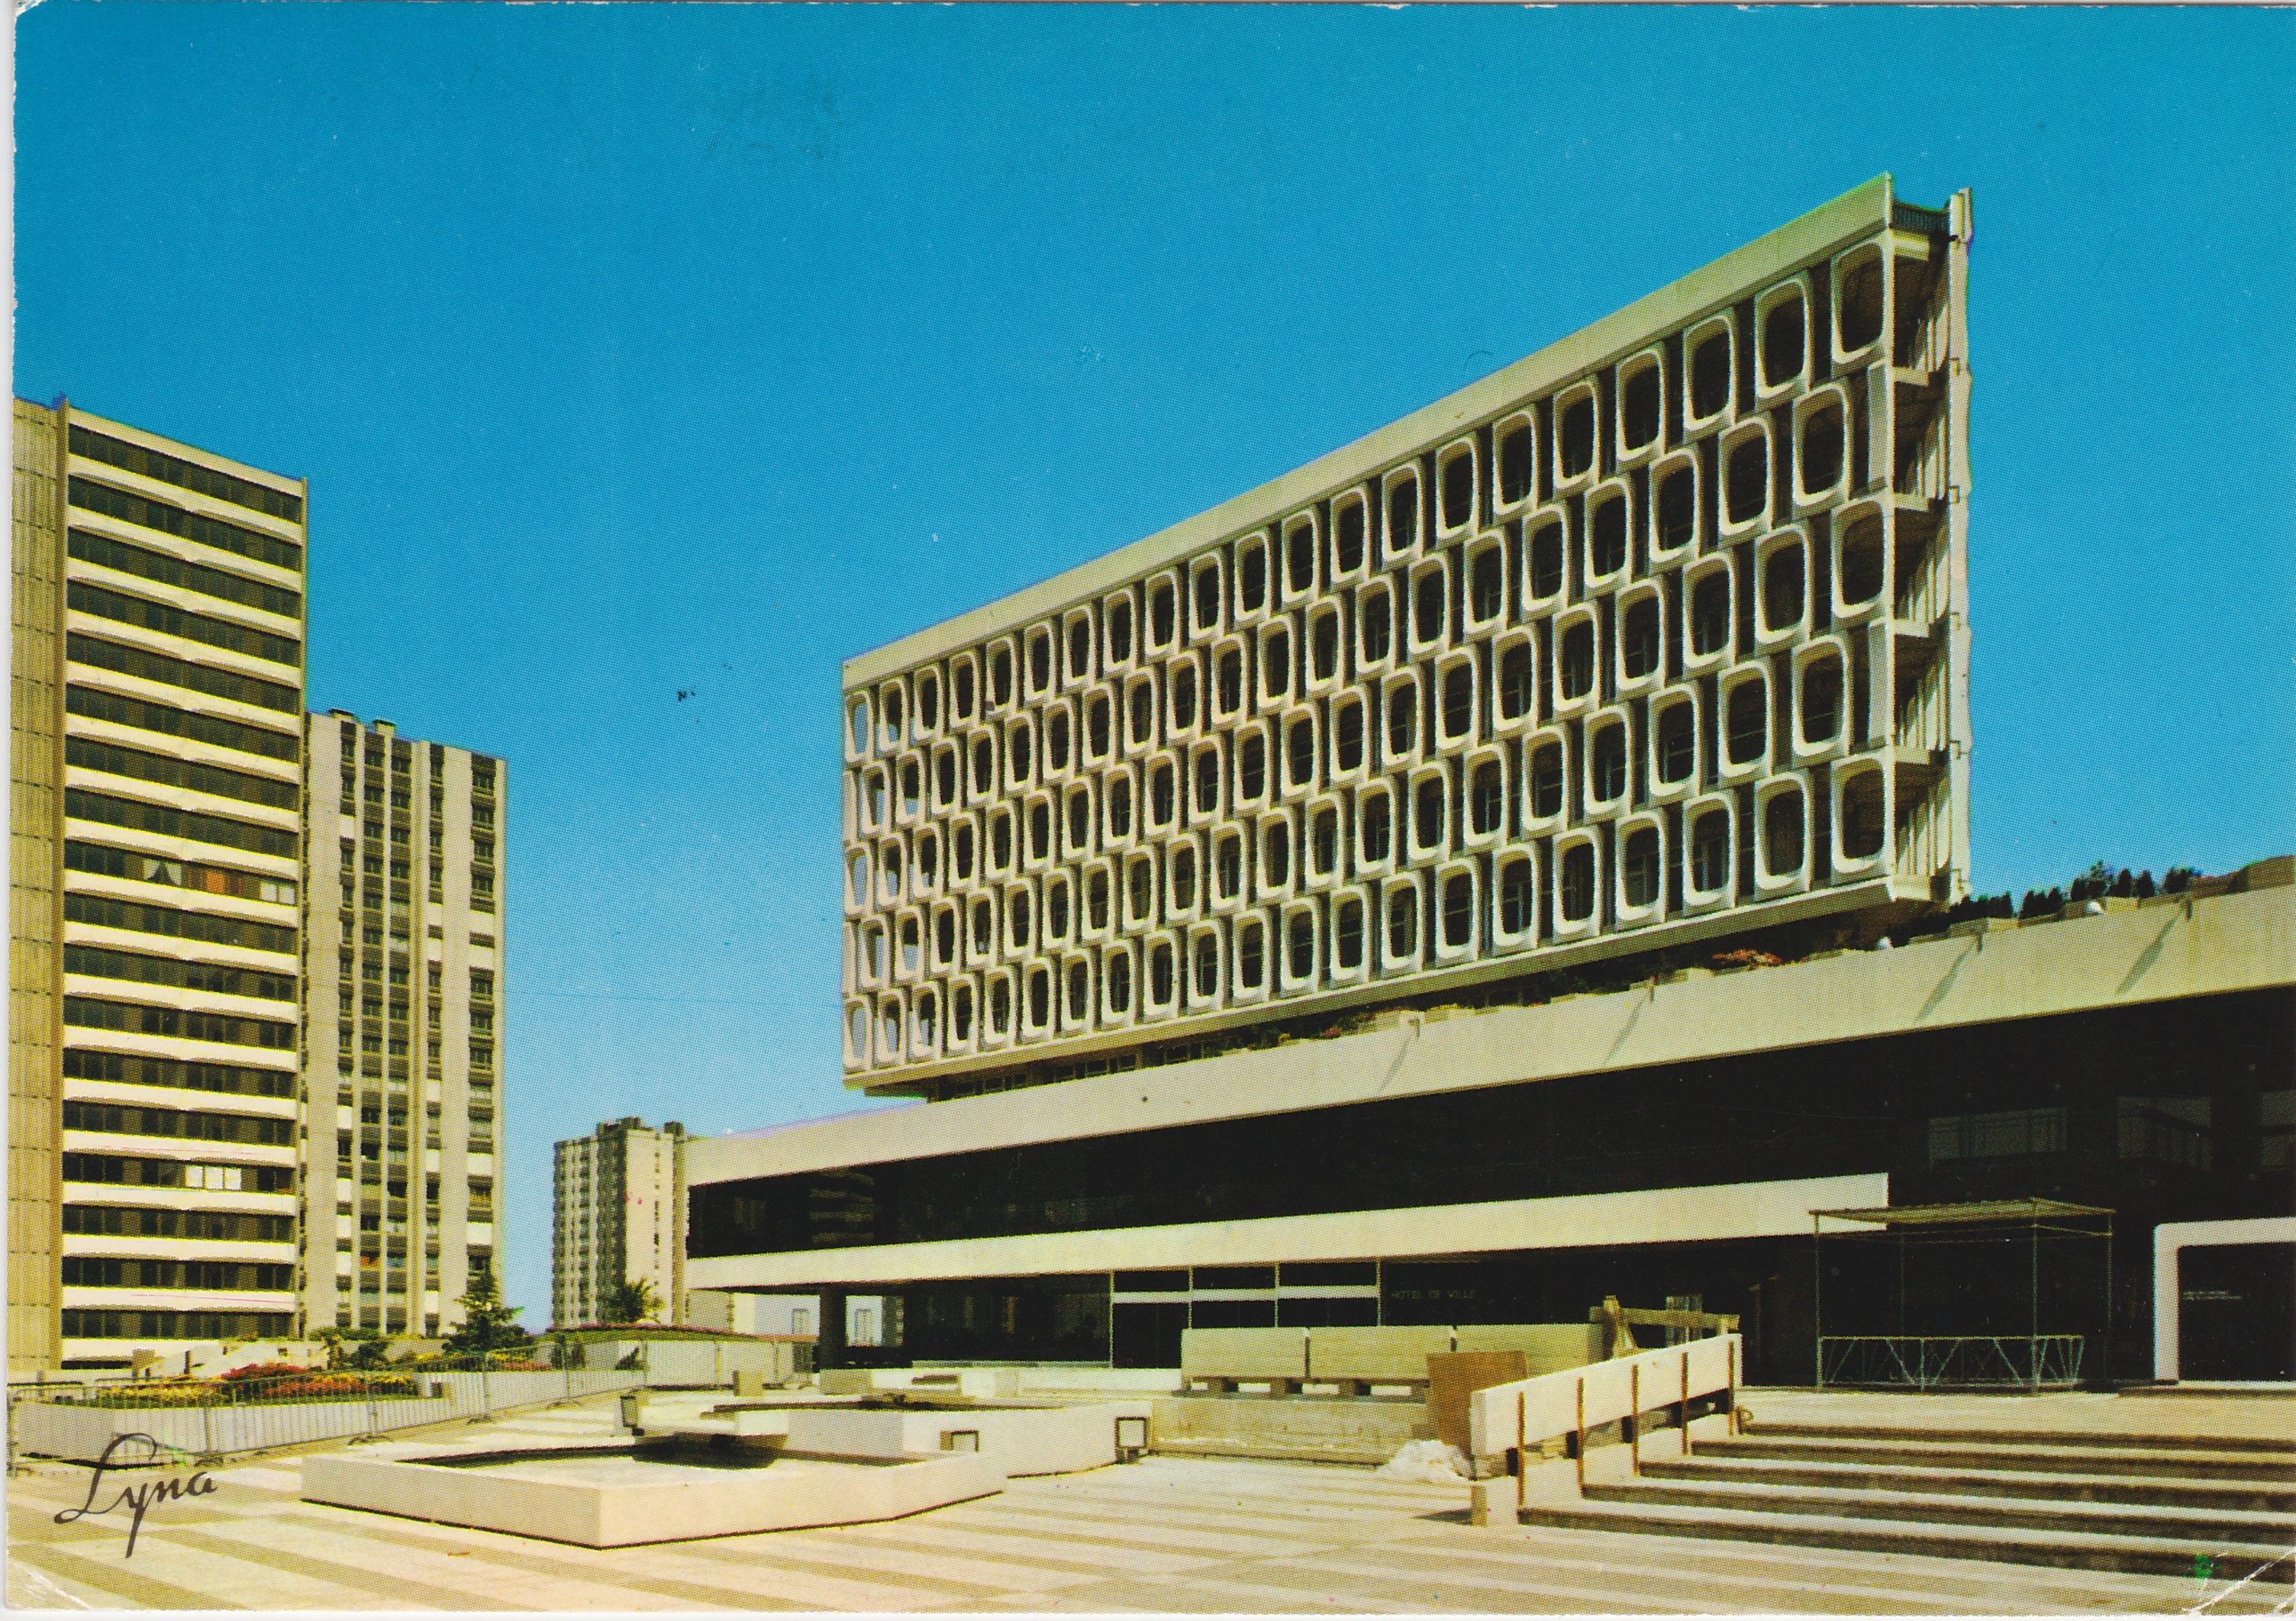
1517,1417,2296,1582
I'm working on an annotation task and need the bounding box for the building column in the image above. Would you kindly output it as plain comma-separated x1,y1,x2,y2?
816,1287,848,1369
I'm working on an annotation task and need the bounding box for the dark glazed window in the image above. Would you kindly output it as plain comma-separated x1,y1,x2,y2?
1841,771,1886,859
1335,700,1364,772
1623,826,1661,908
1691,571,1731,657
1656,466,1696,552
1387,683,1417,755
1238,732,1266,799
1529,741,1565,819
1149,943,1174,1005
1335,898,1364,968
1288,719,1316,789
1559,843,1596,921
1194,566,1222,632
1387,886,1417,956
1692,808,1731,892
1839,515,1886,605
1529,520,1565,599
1471,547,1504,622
1801,656,1843,745
1262,628,1290,698
1839,254,1885,352
1764,789,1805,876
1442,874,1474,946
1800,405,1845,495
1762,294,1806,388
1441,667,1473,740
1068,617,1092,680
1726,437,1768,526
1497,421,1533,504
1107,599,1133,663
1170,667,1196,732
989,647,1013,706
1656,702,1695,785
1284,521,1315,593
1589,723,1627,802
1107,954,1131,1014
1498,858,1533,934
1236,922,1264,989
1361,793,1391,861
1334,497,1366,574
1558,395,1596,479
1386,474,1419,554
1239,545,1267,613
1621,363,1661,451
1440,449,1474,529
1691,332,1732,418
1413,776,1445,850
1726,681,1768,765
1559,621,1595,701
1763,542,1805,633
1360,589,1392,662
1498,645,1533,721
1471,761,1503,835
1413,572,1444,646
1150,582,1176,646
1589,492,1627,578
1621,597,1661,680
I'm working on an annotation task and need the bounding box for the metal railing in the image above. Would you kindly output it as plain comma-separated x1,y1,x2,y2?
1819,1334,2085,1391
9,1358,644,1468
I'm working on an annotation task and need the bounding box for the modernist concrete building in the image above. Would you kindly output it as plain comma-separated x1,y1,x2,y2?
11,400,308,1371
839,177,1971,1102
690,179,2294,1381
693,870,2295,1378
553,1118,685,1328
300,712,504,1337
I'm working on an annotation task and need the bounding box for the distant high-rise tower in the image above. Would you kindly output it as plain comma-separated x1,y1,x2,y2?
11,400,308,1372
552,1118,685,1328
301,713,504,1337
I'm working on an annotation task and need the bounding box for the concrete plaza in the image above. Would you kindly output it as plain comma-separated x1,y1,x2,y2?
9,1391,2291,1613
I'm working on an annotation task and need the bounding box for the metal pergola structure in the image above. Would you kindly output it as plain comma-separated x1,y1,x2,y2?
1812,1198,2116,1392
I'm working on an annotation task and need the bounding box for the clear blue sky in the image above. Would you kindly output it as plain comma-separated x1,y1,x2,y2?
19,4,2294,1323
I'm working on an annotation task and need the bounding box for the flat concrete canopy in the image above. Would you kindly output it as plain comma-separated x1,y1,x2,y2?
1815,1199,2113,1231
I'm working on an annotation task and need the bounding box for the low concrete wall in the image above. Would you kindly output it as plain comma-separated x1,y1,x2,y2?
1152,1395,1431,1461
1310,1327,1451,1383
580,1339,803,1386
1181,1328,1308,1382
819,1366,1021,1399
1453,1324,1604,1375
17,1396,455,1462
303,1447,1004,1547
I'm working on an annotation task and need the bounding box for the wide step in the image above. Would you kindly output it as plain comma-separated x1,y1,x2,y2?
1643,1453,2296,1514
1587,1475,2296,1547
1705,1434,2296,1481
1747,1419,2296,1458
1518,1495,2295,1582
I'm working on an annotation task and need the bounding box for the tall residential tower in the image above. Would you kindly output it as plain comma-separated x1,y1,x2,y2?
12,401,308,1372
552,1118,685,1328
301,713,504,1337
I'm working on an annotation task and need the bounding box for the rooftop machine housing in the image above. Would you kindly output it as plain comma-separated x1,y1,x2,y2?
839,175,1972,1100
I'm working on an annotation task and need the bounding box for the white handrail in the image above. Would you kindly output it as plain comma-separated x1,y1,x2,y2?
1466,1332,1740,1476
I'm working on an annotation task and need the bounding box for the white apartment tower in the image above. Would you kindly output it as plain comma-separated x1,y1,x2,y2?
12,400,308,1371
552,1118,685,1328
301,713,504,1337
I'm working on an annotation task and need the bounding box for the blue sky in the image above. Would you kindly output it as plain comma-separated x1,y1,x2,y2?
19,4,2294,1322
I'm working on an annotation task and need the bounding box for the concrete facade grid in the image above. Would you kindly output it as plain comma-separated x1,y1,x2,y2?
839,180,1973,1097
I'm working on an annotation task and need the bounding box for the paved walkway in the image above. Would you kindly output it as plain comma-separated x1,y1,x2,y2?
9,1392,2291,1612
